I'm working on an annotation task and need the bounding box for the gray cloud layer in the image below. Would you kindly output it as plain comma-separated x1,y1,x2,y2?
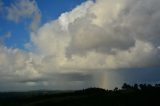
0,0,160,90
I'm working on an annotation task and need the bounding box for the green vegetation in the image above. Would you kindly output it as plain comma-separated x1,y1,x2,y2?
0,83,160,106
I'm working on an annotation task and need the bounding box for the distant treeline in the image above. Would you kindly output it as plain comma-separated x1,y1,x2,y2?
0,83,160,106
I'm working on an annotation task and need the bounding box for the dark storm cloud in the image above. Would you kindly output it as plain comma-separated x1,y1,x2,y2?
17,72,93,83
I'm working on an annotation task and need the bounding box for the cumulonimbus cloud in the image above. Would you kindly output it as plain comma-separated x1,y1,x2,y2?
0,0,160,90
31,0,160,69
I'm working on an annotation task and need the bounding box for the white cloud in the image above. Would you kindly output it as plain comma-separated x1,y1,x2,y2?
7,0,41,31
91,0,126,27
59,0,94,30
27,0,160,89
30,0,160,69
0,0,160,90
66,17,135,56
0,47,41,80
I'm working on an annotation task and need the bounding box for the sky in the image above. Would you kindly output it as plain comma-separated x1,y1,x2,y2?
0,0,160,91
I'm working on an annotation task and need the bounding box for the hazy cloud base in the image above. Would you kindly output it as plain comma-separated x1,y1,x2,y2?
0,0,160,91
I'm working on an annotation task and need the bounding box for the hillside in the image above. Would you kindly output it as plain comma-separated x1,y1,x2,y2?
0,84,160,106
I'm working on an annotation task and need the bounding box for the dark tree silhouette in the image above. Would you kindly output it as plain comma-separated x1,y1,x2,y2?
114,87,119,91
122,83,132,90
133,84,139,90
